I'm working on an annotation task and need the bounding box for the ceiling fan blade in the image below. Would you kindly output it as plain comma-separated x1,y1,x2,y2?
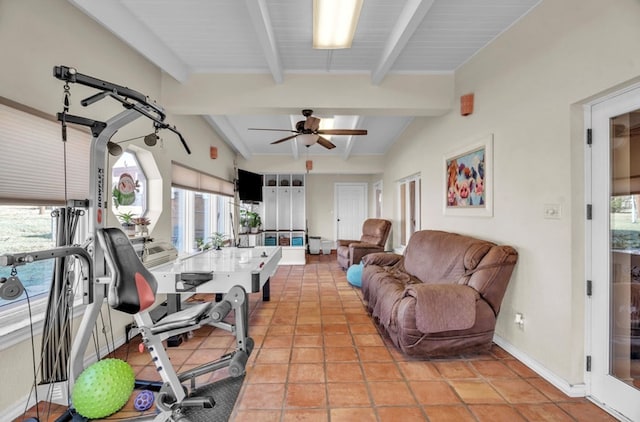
270,134,299,144
249,128,298,133
316,136,336,149
305,116,320,131
317,129,368,136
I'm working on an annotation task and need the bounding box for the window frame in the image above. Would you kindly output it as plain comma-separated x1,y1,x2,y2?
0,98,92,348
397,173,421,248
171,186,233,255
0,206,88,349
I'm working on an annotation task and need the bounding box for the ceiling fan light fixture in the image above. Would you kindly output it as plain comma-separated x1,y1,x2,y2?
299,133,319,146
313,0,363,49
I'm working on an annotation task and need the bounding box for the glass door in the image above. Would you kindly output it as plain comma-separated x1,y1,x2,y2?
590,86,640,421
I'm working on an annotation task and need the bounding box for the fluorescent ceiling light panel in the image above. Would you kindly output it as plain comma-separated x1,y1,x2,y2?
313,0,363,49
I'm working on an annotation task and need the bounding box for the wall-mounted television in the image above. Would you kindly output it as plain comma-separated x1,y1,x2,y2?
237,168,263,203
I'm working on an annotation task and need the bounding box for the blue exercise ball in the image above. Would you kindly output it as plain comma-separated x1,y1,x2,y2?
347,263,364,287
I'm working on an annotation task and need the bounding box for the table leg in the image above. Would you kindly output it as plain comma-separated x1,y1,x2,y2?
262,278,270,302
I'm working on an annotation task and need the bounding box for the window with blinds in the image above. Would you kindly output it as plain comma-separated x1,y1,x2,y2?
171,162,234,197
0,101,91,205
0,99,89,315
170,162,234,254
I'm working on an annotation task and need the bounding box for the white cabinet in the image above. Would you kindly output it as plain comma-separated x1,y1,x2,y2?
262,186,277,230
291,187,305,230
261,173,306,265
277,187,291,230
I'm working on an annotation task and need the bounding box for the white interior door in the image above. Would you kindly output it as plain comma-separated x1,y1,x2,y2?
335,183,367,241
589,85,640,421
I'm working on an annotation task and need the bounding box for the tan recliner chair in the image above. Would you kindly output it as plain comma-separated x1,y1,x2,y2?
337,218,391,270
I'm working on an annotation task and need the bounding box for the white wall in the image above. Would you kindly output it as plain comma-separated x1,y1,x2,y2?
382,0,640,385
305,173,380,242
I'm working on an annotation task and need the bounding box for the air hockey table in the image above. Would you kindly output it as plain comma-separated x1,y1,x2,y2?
150,246,282,302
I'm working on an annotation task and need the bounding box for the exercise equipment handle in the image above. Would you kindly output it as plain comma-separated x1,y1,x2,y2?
54,65,150,109
210,300,232,322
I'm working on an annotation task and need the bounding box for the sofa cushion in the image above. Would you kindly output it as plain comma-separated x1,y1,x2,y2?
404,284,478,333
403,231,493,284
361,218,392,247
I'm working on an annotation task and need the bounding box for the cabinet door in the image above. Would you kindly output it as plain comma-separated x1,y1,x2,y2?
277,187,291,230
263,187,277,230
291,187,305,230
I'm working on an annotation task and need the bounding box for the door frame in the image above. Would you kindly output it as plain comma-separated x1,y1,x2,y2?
585,81,640,421
373,179,383,218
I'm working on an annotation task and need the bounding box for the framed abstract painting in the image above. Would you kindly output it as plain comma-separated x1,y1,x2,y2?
444,134,493,217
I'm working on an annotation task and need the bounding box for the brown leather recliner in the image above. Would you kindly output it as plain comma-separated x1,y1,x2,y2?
361,230,518,357
337,218,391,270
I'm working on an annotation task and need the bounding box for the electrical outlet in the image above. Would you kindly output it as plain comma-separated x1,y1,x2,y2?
543,204,562,219
514,312,525,329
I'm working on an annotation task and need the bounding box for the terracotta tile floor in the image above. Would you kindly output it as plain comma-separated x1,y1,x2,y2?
16,254,618,421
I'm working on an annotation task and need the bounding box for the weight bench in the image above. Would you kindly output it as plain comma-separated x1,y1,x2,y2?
97,227,253,420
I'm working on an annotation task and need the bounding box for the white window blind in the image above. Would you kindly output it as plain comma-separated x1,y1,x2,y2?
0,101,90,205
171,162,234,197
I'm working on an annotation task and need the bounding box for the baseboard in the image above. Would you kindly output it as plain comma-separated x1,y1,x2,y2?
493,334,586,397
1,334,128,422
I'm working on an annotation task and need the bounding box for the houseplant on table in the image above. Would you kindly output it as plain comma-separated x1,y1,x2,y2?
117,211,136,236
210,232,228,250
239,208,250,234
247,211,261,233
196,237,212,251
132,216,151,236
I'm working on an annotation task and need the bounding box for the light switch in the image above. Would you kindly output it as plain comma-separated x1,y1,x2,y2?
544,204,562,219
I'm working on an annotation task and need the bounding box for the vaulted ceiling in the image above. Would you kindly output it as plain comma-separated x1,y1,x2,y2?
69,0,541,160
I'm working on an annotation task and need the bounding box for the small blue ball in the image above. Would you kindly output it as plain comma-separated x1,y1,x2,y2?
347,263,364,287
134,389,155,411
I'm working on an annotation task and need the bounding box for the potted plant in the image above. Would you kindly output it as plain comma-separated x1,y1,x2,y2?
239,208,250,234
196,237,212,251
117,211,136,236
248,211,261,233
210,232,228,250
132,216,151,236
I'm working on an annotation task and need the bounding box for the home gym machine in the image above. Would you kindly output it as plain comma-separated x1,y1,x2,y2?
0,66,253,422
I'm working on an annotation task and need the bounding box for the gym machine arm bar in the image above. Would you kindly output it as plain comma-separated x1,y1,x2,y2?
53,65,152,112
1,246,93,301
53,65,191,155
101,91,191,155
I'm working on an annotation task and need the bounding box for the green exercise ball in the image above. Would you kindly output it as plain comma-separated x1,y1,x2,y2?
72,358,135,419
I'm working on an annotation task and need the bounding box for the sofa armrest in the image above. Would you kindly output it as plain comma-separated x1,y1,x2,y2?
350,243,384,265
404,283,479,333
349,242,383,251
337,239,359,247
361,252,402,267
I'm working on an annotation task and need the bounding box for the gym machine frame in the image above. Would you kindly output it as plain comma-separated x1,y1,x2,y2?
1,66,252,422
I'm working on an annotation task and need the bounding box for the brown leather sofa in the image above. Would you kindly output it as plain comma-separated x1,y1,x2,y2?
361,230,518,357
337,218,391,270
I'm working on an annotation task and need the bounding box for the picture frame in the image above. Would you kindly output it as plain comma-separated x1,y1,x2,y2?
443,134,493,217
